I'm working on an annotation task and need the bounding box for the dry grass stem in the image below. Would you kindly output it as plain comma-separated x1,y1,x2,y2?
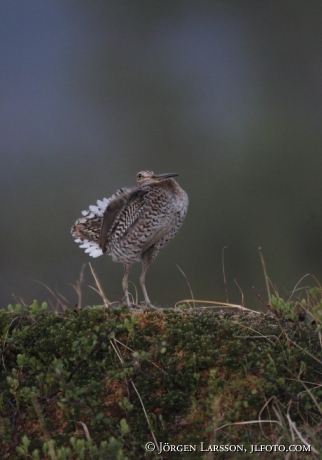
12,294,28,307
128,281,138,305
287,338,322,368
176,264,195,309
221,245,229,303
175,299,260,313
31,393,52,443
287,273,311,303
286,414,319,454
109,339,159,448
294,379,322,417
114,338,169,375
235,325,278,346
34,281,68,311
258,247,271,304
234,278,244,307
258,396,277,440
2,316,23,372
213,419,283,433
77,421,91,440
88,262,110,308
69,264,85,310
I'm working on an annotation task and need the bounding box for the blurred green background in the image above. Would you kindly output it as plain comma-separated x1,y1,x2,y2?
1,1,322,309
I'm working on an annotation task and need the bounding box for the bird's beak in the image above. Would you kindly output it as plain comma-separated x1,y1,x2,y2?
152,172,179,181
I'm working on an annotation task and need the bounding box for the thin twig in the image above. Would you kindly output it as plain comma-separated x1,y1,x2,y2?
5,396,18,429
286,414,319,454
258,396,277,440
88,262,110,307
77,421,91,440
286,273,311,303
234,278,244,307
235,325,278,346
234,335,278,340
258,247,271,304
263,373,322,419
293,378,322,418
109,338,159,448
11,294,28,307
2,317,21,372
84,395,120,440
31,393,52,443
174,299,260,314
128,281,138,305
69,264,86,310
252,286,274,314
176,265,195,309
38,333,109,401
114,338,169,375
213,419,283,433
1,314,44,360
222,246,229,303
34,280,68,311
286,337,322,368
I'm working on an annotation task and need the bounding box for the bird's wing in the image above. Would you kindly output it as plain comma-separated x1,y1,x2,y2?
71,187,135,258
99,187,148,252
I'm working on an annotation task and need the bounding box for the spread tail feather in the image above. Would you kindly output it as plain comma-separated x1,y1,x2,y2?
71,197,110,258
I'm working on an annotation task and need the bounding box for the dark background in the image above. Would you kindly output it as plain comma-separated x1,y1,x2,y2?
2,1,322,309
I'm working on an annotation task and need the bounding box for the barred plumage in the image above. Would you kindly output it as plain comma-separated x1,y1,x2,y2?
71,170,188,308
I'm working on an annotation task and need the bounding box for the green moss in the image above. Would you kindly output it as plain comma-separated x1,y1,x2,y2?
1,297,322,459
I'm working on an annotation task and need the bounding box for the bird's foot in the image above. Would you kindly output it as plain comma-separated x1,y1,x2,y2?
121,293,161,310
130,303,145,311
120,296,143,310
121,292,133,309
139,301,162,310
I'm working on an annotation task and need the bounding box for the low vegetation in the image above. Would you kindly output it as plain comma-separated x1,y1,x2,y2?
1,285,322,459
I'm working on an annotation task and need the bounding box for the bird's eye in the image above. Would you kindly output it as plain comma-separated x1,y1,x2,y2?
137,173,142,179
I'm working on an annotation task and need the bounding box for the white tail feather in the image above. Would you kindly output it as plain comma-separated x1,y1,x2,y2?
97,199,105,208
89,248,103,257
72,196,114,258
79,242,92,249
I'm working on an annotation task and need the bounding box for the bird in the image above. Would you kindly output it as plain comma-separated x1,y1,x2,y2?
71,170,188,308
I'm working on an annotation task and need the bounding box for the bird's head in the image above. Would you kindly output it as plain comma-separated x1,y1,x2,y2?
136,170,179,187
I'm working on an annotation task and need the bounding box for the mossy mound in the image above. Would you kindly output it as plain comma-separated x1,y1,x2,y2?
0,300,321,459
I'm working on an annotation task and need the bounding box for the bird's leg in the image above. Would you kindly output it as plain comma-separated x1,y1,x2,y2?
140,263,151,306
122,264,132,307
140,252,160,310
